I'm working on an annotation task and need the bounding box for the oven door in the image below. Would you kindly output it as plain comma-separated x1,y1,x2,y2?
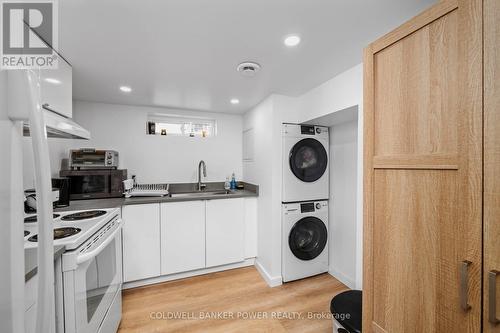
63,224,122,333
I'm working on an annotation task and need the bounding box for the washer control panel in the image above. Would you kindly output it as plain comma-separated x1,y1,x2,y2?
283,201,328,215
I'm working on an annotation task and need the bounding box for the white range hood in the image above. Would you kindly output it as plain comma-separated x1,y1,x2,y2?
8,64,90,140
23,108,90,140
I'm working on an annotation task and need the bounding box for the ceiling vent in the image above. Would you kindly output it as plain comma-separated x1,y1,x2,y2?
236,62,261,77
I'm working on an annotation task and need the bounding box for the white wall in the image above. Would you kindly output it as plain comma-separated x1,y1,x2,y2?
329,119,358,289
296,64,363,123
23,101,243,187
295,64,363,289
243,94,303,286
243,96,282,286
22,138,73,188
244,63,363,289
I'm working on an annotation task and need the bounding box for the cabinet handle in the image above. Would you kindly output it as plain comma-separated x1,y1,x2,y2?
489,270,500,325
460,260,472,311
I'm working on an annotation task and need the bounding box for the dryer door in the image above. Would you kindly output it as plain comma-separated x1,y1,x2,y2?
289,138,328,182
289,217,327,260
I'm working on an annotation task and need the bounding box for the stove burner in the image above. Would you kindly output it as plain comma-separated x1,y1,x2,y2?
24,230,30,237
61,210,107,221
24,214,60,223
28,227,81,242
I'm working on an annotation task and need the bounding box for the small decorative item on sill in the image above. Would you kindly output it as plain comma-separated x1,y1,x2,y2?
161,129,167,135
147,121,156,135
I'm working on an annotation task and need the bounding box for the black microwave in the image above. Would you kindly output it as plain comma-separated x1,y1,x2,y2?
59,169,127,200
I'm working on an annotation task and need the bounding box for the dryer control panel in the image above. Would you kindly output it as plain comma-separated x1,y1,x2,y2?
283,201,328,215
282,123,329,139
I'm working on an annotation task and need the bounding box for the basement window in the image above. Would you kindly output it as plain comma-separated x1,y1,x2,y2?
146,114,217,138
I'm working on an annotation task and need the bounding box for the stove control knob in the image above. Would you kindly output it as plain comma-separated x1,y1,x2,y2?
315,203,322,210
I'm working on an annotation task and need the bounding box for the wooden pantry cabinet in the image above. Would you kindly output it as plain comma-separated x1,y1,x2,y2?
363,0,499,331
484,0,500,331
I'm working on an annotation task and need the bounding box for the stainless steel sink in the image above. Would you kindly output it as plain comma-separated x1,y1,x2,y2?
170,190,233,198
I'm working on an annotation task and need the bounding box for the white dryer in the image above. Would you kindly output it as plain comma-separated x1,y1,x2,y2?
282,123,329,202
282,200,328,282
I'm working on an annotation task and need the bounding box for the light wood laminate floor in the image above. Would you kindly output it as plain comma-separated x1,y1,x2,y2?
118,266,348,333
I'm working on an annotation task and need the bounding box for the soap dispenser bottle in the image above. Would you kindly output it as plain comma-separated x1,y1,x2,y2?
224,177,231,190
230,173,237,190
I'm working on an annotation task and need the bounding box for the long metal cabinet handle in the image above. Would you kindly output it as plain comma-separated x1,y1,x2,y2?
489,270,500,325
460,260,472,311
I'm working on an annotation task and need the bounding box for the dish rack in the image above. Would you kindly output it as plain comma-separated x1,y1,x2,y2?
123,181,169,197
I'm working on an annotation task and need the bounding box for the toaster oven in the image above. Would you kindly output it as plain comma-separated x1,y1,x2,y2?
69,149,119,169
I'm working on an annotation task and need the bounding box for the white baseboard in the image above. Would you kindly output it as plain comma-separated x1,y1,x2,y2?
254,259,282,288
123,258,255,290
329,267,356,289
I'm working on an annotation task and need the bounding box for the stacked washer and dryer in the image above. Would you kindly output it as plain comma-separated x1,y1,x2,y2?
282,123,330,282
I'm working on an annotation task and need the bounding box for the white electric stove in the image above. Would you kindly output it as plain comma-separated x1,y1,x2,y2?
23,208,123,333
23,208,120,250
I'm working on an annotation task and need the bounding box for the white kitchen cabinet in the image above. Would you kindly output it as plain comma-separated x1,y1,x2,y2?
40,54,73,118
160,201,205,275
206,198,245,267
122,204,161,282
244,198,257,258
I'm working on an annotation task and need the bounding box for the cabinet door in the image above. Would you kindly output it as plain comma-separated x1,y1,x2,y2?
122,204,161,282
40,54,72,118
364,1,482,332
160,201,205,275
484,0,500,331
206,198,245,267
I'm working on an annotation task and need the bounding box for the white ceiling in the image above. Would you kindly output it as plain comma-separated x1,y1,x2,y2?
58,0,436,113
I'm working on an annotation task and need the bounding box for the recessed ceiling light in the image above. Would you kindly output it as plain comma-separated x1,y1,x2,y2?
120,86,132,93
230,98,240,105
44,78,61,84
284,35,301,47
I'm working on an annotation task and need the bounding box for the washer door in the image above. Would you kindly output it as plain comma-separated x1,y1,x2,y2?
289,217,327,261
289,138,328,182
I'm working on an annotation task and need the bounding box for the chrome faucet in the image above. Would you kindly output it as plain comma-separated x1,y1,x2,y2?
198,160,207,191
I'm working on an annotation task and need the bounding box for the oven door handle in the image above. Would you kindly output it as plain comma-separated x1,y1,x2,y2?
76,223,122,265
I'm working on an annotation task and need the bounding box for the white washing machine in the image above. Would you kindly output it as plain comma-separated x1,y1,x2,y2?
282,200,328,282
282,123,329,203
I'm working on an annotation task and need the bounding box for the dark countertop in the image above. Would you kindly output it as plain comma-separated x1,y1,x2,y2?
55,182,259,212
25,245,65,282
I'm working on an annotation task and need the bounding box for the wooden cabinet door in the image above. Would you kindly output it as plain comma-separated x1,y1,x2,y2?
206,198,245,267
160,201,205,275
484,0,500,331
122,204,161,282
363,1,482,332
